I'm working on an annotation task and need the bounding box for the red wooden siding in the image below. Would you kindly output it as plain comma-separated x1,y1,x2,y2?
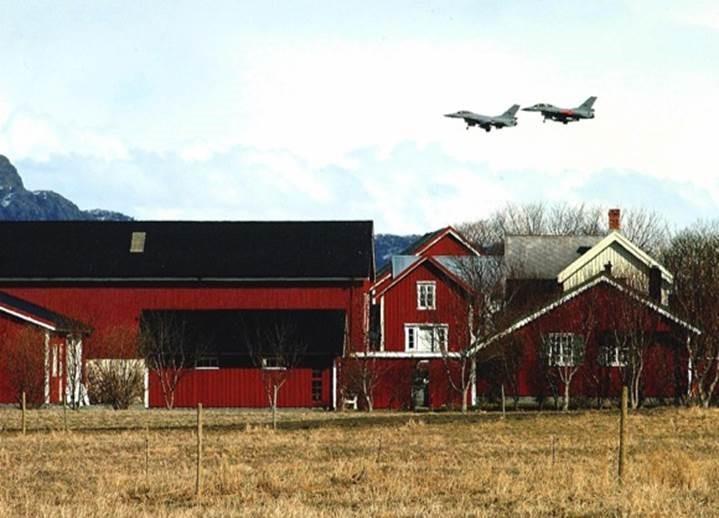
420,232,476,257
149,367,333,408
379,262,469,353
478,282,687,401
0,281,367,408
367,359,462,410
0,282,368,359
371,231,476,296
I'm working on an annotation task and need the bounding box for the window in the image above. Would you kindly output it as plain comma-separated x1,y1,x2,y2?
311,368,323,403
417,281,436,310
261,357,287,370
195,356,219,369
407,327,416,350
599,335,628,367
405,324,448,352
544,333,584,367
130,231,146,253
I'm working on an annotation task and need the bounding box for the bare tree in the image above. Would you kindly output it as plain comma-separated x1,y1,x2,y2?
246,316,305,429
436,255,515,413
342,356,387,412
456,202,670,256
342,294,387,412
1,327,46,408
539,288,600,412
664,223,719,407
608,292,657,410
457,202,605,250
139,312,193,410
618,208,671,257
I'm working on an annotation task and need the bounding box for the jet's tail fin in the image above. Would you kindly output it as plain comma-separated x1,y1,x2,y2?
578,96,597,110
502,104,521,118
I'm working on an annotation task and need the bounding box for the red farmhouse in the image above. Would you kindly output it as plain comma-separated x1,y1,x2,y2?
0,220,374,408
357,227,482,409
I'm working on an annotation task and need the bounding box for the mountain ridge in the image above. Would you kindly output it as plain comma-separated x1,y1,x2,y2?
0,155,132,221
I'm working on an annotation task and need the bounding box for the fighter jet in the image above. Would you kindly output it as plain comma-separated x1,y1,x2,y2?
444,104,520,132
522,96,597,124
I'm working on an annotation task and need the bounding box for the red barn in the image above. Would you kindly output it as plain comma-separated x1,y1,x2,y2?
0,220,374,408
353,227,482,410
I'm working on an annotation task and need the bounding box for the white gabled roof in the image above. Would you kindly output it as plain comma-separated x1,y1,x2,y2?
557,231,673,284
468,273,699,356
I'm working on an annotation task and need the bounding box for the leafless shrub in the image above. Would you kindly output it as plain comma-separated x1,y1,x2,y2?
87,359,145,409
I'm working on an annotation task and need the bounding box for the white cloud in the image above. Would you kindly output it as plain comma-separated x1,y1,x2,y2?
2,4,719,231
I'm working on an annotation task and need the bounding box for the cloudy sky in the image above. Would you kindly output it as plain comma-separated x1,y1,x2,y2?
0,1,717,233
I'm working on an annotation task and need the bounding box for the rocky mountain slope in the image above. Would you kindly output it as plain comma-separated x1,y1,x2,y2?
0,155,131,221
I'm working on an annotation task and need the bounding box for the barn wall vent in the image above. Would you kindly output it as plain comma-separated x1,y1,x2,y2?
130,231,146,253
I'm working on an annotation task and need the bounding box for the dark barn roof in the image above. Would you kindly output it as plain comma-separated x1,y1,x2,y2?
0,221,374,281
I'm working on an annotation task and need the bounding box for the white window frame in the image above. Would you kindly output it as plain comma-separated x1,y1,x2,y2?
404,324,449,353
261,356,288,371
195,355,219,370
546,333,580,367
601,342,628,367
417,281,437,310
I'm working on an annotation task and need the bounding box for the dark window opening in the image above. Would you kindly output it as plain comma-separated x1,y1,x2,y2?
311,368,323,403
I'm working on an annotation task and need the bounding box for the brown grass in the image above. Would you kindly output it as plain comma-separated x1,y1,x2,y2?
0,406,717,516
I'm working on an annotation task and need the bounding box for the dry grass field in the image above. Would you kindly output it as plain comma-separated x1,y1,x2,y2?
0,406,717,517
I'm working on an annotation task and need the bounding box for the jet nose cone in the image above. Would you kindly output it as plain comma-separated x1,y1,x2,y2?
444,113,459,118
521,107,534,111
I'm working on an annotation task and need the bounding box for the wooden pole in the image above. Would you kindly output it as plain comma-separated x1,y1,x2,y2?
144,425,150,482
63,395,68,433
195,403,203,497
501,384,506,419
618,385,628,480
551,435,557,465
21,391,26,435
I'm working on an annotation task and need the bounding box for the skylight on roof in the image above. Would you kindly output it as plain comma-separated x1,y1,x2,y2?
130,232,146,253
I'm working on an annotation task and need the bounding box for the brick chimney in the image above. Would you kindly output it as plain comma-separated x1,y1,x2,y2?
608,208,620,231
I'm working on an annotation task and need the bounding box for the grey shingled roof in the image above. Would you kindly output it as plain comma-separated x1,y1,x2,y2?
504,235,604,279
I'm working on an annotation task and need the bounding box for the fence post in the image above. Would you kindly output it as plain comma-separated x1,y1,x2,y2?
551,435,557,465
195,403,203,497
63,395,68,433
21,391,26,435
501,384,506,419
145,425,150,482
618,385,628,480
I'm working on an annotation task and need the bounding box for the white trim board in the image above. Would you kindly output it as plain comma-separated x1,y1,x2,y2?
0,305,57,331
